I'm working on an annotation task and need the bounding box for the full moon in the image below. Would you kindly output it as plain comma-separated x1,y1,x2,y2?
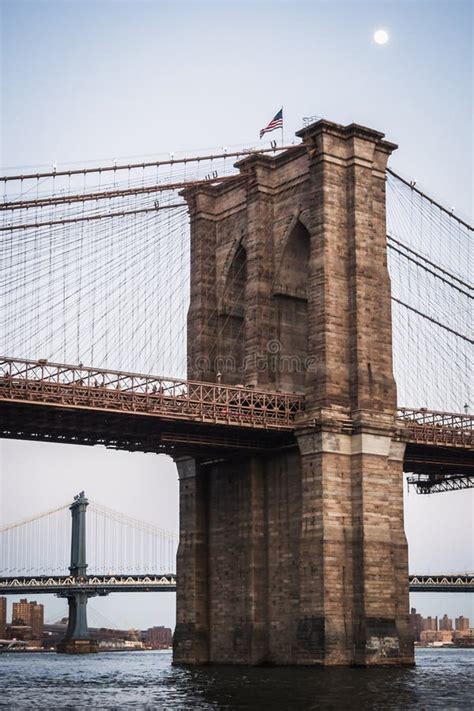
373,29,389,45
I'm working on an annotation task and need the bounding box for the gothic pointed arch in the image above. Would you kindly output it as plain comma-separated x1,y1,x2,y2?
216,242,246,384
217,235,246,308
273,219,310,391
274,216,311,299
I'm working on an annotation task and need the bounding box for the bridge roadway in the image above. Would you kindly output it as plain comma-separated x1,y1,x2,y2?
0,357,472,476
0,574,472,595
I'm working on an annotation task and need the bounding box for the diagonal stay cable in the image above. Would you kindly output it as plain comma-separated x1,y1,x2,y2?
391,297,473,344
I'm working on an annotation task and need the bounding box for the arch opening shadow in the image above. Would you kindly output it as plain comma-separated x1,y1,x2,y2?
274,221,310,392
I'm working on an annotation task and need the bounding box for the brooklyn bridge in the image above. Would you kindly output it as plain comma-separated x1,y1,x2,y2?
0,118,472,665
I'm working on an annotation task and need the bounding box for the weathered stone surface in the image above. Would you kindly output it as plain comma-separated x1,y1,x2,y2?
173,119,414,667
56,638,98,654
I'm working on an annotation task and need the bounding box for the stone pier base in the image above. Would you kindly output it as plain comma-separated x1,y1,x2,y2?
57,638,98,654
173,422,414,667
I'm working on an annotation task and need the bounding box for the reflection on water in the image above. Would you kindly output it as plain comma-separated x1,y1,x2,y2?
0,649,473,709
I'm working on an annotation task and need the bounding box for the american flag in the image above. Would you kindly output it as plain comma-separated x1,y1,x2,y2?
260,108,283,139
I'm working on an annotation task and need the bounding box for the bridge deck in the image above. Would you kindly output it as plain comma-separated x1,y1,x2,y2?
0,574,177,595
0,357,472,462
0,574,471,595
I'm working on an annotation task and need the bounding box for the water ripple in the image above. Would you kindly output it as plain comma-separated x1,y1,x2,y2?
0,649,473,710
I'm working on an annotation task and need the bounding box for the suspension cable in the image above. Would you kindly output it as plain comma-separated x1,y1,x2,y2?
0,204,185,232
89,501,178,539
0,175,236,210
0,502,70,533
387,234,472,291
387,240,473,298
391,297,473,344
387,168,473,231
0,144,299,182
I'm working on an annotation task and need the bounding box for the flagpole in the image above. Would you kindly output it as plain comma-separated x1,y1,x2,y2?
281,106,284,147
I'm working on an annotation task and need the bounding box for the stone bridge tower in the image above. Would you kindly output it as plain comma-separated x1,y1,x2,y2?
173,119,414,666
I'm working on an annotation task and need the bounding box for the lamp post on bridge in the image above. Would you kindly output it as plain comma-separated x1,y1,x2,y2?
57,492,99,654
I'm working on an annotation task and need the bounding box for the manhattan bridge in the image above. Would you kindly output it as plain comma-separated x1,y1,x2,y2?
0,119,472,663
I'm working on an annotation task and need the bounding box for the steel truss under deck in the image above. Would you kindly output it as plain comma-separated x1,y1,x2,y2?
407,473,474,494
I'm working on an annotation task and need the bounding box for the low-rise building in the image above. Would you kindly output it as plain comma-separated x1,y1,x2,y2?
419,629,453,645
6,622,43,647
453,629,474,647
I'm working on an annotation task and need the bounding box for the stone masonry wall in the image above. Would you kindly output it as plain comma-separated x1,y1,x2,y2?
173,119,414,666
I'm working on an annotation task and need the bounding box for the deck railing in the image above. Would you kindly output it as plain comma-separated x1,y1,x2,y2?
0,356,304,430
1,357,472,445
397,407,473,447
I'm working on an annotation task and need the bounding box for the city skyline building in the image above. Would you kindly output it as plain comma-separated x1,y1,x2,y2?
11,598,44,640
439,614,453,632
145,625,172,649
410,609,473,647
409,608,423,642
455,615,470,631
422,616,438,632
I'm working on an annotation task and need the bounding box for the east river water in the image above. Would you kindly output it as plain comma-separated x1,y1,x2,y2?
0,649,473,709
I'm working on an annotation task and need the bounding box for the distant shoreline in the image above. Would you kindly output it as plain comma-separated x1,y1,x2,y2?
0,647,172,655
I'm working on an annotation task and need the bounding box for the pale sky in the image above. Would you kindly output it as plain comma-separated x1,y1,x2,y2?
0,0,472,629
